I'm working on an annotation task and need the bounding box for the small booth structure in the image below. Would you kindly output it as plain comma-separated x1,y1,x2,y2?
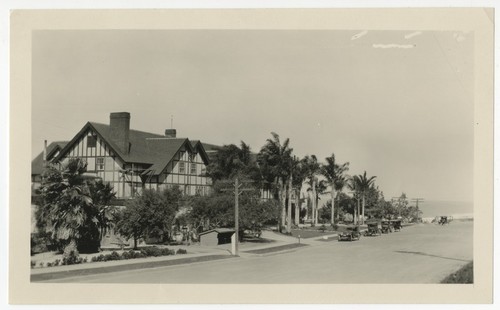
199,228,237,246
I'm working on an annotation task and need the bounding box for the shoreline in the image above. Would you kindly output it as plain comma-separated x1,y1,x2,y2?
421,213,473,223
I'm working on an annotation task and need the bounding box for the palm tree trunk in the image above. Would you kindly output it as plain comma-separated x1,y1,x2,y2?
294,189,300,225
357,198,360,224
331,189,335,225
336,195,341,221
312,180,317,226
279,180,286,232
362,195,366,224
354,206,357,224
287,175,292,233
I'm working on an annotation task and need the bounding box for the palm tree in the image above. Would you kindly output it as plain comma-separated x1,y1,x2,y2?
37,158,100,253
351,171,377,225
258,132,293,232
321,153,349,225
347,178,361,224
89,180,116,240
291,157,308,226
302,155,321,226
206,141,259,182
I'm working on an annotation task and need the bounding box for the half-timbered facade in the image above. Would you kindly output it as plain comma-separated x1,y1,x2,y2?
32,112,213,199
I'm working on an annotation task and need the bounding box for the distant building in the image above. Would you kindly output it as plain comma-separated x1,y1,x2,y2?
32,112,217,199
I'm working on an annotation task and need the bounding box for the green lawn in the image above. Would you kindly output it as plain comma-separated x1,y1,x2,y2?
441,261,473,283
290,228,337,239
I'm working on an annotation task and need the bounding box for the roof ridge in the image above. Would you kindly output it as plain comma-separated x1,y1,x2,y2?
90,121,164,137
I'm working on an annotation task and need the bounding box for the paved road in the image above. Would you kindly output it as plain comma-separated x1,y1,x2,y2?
50,221,473,283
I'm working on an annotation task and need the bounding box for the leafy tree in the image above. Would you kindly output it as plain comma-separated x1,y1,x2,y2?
258,132,293,232
321,153,349,224
187,192,234,232
116,187,182,249
186,188,279,234
238,189,280,230
36,158,100,253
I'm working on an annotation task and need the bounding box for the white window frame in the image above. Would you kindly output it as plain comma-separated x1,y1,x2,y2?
96,157,105,171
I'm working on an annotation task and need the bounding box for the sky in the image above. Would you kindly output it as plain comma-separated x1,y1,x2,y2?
32,29,474,202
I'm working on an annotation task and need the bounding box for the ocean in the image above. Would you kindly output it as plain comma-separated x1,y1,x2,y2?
417,200,473,219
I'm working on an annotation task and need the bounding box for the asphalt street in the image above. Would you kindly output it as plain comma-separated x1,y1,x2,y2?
49,221,473,283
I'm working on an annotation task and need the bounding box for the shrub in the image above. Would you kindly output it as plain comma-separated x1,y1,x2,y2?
62,249,81,265
109,251,121,261
319,224,327,233
161,248,175,256
135,252,146,259
121,251,131,260
47,262,53,267
39,262,44,268
54,259,61,266
94,254,105,262
141,246,162,257
31,261,36,268
176,248,187,255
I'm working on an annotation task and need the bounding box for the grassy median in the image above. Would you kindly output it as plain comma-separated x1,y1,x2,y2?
441,261,473,284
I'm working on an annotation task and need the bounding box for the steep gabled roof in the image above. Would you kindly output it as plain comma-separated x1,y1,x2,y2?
190,140,211,165
31,141,68,175
54,122,213,177
141,138,193,176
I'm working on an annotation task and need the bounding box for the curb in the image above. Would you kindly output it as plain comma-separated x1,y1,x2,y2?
31,254,233,282
242,243,309,256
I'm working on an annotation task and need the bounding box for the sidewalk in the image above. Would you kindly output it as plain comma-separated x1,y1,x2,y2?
31,252,233,282
31,229,331,282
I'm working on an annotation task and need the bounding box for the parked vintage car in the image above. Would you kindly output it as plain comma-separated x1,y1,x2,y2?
364,221,381,236
243,228,262,239
437,216,452,225
381,220,393,234
391,219,402,232
338,225,362,241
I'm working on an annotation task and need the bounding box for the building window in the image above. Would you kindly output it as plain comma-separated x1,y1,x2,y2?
201,166,206,176
87,135,97,148
190,163,197,175
96,157,105,170
196,186,203,196
179,162,185,174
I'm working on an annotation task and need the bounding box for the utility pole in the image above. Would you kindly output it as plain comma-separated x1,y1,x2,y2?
221,175,253,256
234,176,239,256
411,198,424,223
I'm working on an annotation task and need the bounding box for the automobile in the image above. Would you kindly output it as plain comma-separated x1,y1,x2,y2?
243,228,262,239
364,221,381,236
437,216,452,225
391,219,402,231
338,225,362,241
381,220,393,234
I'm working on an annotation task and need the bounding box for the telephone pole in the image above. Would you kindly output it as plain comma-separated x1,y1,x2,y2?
221,175,253,256
411,198,424,223
234,177,240,256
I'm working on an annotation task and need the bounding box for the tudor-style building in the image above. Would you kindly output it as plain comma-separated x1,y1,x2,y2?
32,112,216,199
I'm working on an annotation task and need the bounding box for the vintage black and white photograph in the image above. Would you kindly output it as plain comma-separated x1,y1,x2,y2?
7,8,494,304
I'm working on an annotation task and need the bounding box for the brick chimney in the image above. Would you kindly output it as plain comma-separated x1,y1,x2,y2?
165,129,177,138
109,112,130,154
